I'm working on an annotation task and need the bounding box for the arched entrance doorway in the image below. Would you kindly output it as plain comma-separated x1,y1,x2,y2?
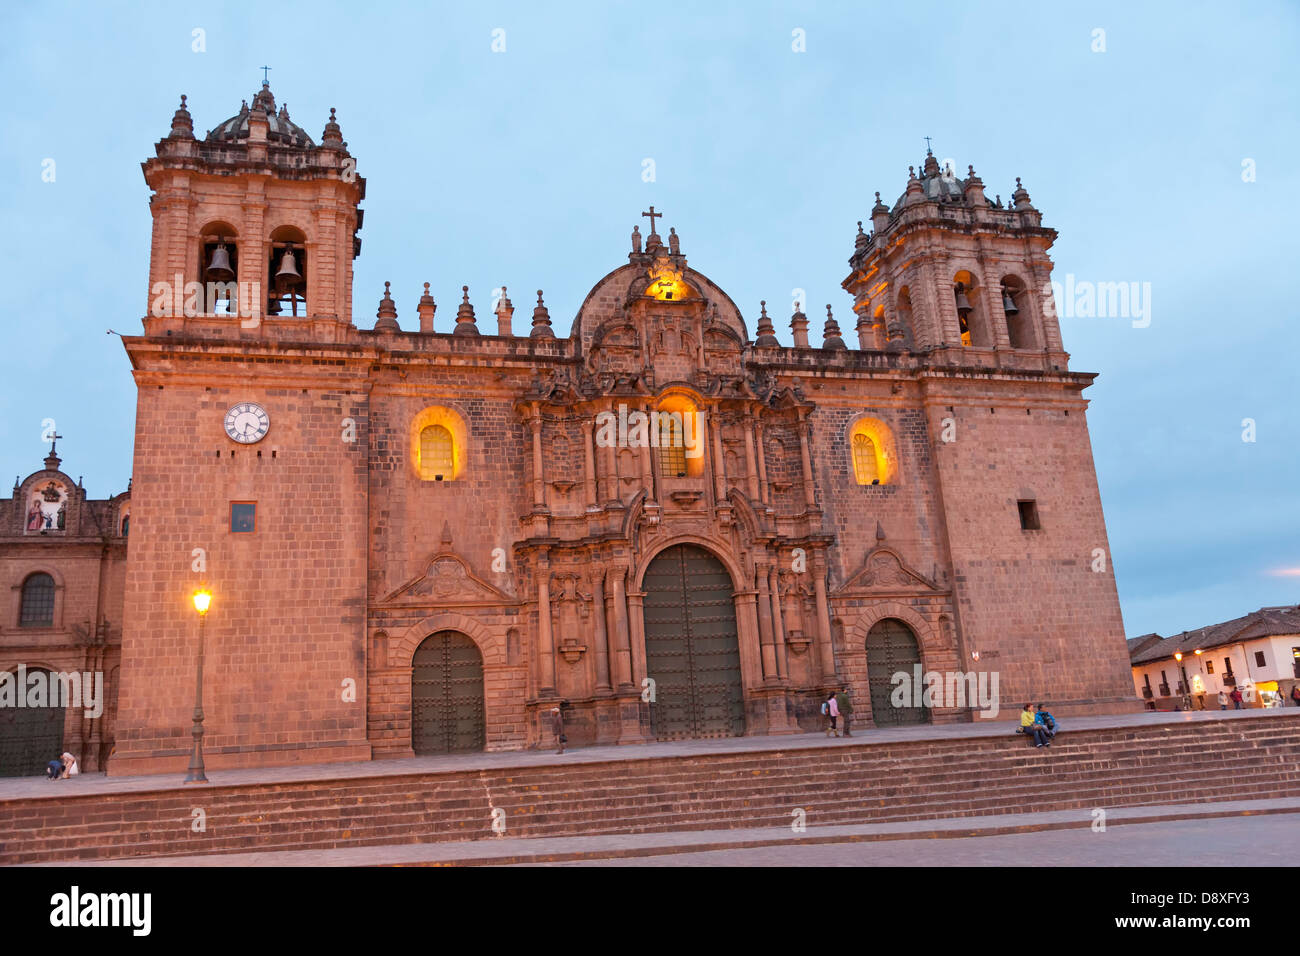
865,618,930,727
0,667,66,777
642,544,745,739
411,631,485,754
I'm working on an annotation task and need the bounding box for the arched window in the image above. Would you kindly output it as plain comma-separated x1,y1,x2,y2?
411,405,468,481
419,425,454,480
19,573,55,627
199,221,240,315
953,270,986,347
848,417,897,486
654,393,705,478
852,434,879,484
1001,276,1033,349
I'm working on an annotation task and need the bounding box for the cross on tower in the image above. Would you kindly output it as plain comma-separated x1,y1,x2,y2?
642,206,662,236
48,432,63,454
261,65,272,85
924,135,933,154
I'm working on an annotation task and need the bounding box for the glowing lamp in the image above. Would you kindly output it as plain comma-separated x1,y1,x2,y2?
192,589,212,616
1174,651,1183,661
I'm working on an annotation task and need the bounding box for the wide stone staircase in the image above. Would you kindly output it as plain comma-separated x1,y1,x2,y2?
3,714,1298,864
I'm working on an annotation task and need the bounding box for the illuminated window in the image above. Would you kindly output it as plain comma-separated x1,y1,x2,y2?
420,425,455,480
848,417,894,486
653,395,704,478
852,434,879,485
658,425,687,477
19,573,55,627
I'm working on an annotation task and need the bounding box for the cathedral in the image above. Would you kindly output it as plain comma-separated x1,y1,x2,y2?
0,82,1139,776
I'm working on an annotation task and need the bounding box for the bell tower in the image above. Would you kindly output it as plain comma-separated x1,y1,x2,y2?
843,149,1064,365
141,83,365,339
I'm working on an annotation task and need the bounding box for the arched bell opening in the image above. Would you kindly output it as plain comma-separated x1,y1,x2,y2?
267,225,307,317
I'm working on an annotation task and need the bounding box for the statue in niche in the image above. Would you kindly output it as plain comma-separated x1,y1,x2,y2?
26,497,43,531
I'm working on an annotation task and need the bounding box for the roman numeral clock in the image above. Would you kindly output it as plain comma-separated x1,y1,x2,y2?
224,403,270,444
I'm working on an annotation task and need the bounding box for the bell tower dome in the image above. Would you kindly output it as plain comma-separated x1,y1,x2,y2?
141,82,365,339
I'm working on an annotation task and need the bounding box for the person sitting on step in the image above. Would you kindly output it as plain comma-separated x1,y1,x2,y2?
1035,703,1057,739
1019,703,1050,748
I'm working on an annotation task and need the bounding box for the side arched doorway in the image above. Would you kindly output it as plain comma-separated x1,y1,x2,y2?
0,667,66,777
411,631,485,754
642,544,745,740
865,618,930,727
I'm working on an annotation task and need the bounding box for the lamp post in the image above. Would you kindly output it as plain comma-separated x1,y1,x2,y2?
1174,651,1194,712
185,588,212,784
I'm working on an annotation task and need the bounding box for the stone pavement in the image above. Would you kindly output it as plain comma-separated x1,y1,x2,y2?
21,796,1299,867
4,706,1291,803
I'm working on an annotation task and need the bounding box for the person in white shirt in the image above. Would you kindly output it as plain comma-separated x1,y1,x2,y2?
60,752,79,777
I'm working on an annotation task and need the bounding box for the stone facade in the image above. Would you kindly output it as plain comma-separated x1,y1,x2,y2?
56,84,1138,776
0,446,128,773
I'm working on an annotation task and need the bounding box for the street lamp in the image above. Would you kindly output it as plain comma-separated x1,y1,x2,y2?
1173,651,1194,711
184,588,212,784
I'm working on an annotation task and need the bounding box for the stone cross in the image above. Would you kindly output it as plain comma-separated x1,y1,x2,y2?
642,206,662,235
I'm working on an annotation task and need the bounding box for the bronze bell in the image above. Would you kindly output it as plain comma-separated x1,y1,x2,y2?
1002,290,1019,315
954,283,973,317
206,243,235,281
275,248,302,285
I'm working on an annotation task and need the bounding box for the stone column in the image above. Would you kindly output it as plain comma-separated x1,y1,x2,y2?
609,567,633,690
769,566,788,680
709,409,727,500
601,403,619,505
756,564,778,682
582,418,598,510
755,419,769,505
812,550,836,681
529,406,546,510
638,403,654,496
797,414,817,509
743,412,759,499
592,571,611,692
628,589,647,687
537,554,555,695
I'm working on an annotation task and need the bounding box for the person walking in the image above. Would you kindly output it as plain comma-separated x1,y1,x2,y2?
835,687,854,737
1230,687,1244,710
549,706,566,754
1217,690,1229,710
822,691,840,737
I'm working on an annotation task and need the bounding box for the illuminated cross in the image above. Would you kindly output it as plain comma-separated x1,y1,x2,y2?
261,65,272,84
642,206,662,235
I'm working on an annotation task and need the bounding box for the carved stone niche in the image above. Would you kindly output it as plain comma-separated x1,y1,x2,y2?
785,629,812,654
558,635,587,664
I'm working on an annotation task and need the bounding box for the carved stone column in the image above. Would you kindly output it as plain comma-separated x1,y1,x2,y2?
812,550,837,681
592,571,611,692
529,404,546,510
537,553,556,695
756,564,778,682
609,566,633,690
797,413,817,510
769,565,788,681
755,419,769,505
743,411,759,499
582,418,598,510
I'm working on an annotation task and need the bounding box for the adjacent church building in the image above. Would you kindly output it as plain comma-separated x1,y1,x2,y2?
2,82,1139,776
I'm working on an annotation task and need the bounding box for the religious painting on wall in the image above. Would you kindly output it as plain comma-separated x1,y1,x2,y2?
25,481,68,534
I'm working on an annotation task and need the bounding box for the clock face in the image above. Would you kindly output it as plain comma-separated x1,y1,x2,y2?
224,403,270,444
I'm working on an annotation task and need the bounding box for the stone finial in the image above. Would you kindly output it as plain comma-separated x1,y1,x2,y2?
496,285,515,337
417,282,437,333
923,151,941,177
440,521,453,546
631,224,642,254
855,220,869,252
668,227,680,256
876,521,886,542
322,106,343,147
454,285,479,336
905,166,923,203
169,94,194,139
755,300,778,347
374,281,399,332
790,303,810,348
1012,176,1033,208
871,190,891,233
963,164,986,204
531,289,554,340
822,304,846,350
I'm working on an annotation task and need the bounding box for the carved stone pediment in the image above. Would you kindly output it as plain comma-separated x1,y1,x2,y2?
835,546,941,595
383,552,513,606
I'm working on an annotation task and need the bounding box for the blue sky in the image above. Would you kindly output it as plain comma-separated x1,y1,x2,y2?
0,1,1296,637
